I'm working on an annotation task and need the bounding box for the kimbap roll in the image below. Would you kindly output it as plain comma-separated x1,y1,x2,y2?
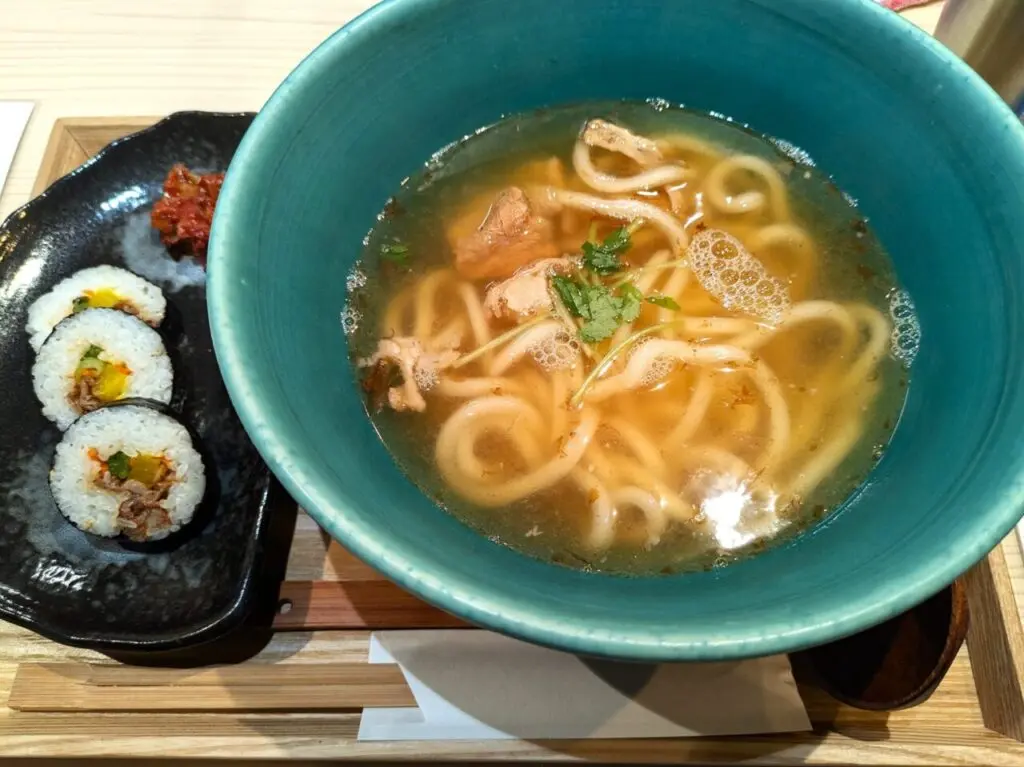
32,308,173,430
50,405,206,541
26,265,166,352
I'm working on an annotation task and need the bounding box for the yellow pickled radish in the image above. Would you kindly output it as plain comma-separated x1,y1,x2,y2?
84,288,122,309
92,364,130,401
128,454,166,486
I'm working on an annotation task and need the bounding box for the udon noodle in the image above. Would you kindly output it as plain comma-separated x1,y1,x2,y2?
349,103,913,575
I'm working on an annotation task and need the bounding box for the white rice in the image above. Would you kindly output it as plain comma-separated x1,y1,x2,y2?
50,405,206,541
32,308,173,430
26,265,166,352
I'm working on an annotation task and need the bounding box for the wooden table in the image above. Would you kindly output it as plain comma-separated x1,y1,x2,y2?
7,1,1024,764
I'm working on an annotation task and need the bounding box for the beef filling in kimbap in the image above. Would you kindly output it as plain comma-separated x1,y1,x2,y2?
89,448,176,540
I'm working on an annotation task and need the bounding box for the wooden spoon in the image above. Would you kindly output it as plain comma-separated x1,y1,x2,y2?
794,579,969,710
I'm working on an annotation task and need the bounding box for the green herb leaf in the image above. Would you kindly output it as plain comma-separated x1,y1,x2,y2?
619,284,644,323
551,275,588,318
582,244,622,275
83,345,104,359
581,226,631,275
552,271,650,344
552,275,653,343
578,287,624,342
579,316,619,343
380,240,410,263
602,226,631,252
646,294,681,311
71,296,90,313
107,451,131,480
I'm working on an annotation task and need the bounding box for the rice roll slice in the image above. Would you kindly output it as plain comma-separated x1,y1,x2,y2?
50,405,206,542
32,308,173,430
26,265,166,352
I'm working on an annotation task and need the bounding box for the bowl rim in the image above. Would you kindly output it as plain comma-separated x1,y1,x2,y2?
209,0,1024,660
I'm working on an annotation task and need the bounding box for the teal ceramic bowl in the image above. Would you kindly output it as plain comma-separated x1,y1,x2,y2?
208,0,1024,660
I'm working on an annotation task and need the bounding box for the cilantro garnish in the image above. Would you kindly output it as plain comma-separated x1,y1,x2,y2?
581,226,631,275
552,276,644,344
551,275,588,318
552,225,680,343
577,288,624,343
618,283,644,323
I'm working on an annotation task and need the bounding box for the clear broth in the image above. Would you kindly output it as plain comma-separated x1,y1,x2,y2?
346,101,912,576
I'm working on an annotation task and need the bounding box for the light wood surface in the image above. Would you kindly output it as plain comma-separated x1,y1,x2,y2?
9,662,416,712
965,545,1024,741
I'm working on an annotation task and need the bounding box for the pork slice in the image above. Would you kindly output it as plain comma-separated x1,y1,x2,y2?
483,257,578,321
451,187,559,280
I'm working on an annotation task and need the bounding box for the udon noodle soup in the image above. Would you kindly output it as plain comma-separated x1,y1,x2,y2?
346,102,918,575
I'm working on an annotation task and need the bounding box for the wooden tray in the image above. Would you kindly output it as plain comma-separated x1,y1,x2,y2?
2,117,1024,764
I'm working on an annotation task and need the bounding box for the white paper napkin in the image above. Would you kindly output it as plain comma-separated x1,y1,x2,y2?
0,102,34,199
358,630,810,741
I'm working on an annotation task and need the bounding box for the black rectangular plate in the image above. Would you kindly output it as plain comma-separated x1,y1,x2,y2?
0,112,293,651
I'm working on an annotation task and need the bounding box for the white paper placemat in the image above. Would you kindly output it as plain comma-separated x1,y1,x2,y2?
0,102,34,199
358,630,810,741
